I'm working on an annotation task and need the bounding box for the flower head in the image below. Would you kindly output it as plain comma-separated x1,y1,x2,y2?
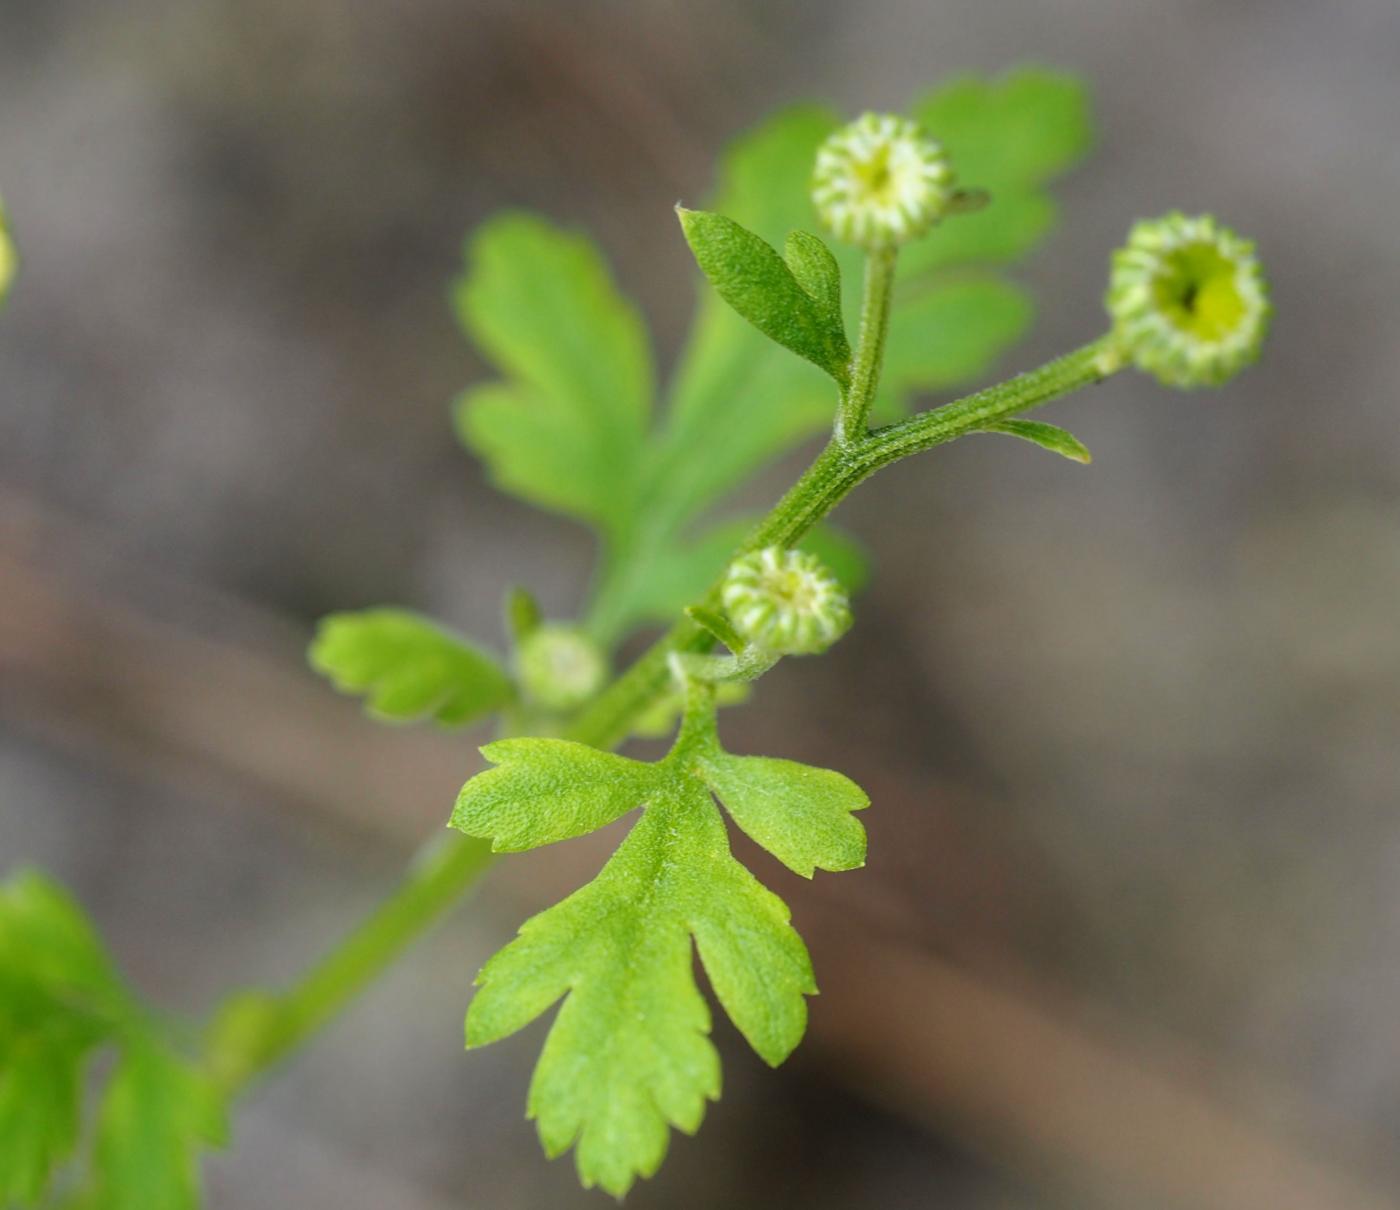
812,113,953,251
721,547,852,656
1106,213,1270,388
516,624,607,712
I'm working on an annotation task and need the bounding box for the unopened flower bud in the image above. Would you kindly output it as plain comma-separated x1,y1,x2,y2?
721,547,852,656
812,113,953,251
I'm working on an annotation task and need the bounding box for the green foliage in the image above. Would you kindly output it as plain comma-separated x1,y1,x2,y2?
309,71,1089,710
83,1042,227,1210
675,210,850,384
985,418,1092,463
696,752,868,878
451,740,659,851
451,711,866,1195
7,66,1105,1205
902,69,1094,276
310,609,513,725
0,873,122,1205
0,871,225,1208
452,214,652,543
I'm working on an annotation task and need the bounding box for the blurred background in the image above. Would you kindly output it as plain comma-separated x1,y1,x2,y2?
3,1,1400,1206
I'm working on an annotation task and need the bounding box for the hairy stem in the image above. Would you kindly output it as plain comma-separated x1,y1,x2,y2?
567,335,1118,749
837,247,897,442
211,834,493,1096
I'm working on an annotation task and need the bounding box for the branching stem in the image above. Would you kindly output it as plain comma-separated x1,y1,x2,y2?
209,245,1121,1090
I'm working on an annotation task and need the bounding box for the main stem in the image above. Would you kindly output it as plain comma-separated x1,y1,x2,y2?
212,834,494,1097
215,251,1120,1089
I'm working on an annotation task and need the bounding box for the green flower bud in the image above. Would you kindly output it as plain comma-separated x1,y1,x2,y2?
1106,212,1270,388
811,113,953,251
721,547,852,656
515,624,607,712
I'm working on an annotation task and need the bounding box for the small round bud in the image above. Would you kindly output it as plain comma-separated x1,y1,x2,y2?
721,547,852,656
1106,212,1270,388
0,198,15,308
515,624,607,712
812,113,953,251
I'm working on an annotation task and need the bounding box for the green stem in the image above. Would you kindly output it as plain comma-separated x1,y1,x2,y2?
211,333,1119,1091
567,336,1118,750
838,247,897,442
211,834,494,1096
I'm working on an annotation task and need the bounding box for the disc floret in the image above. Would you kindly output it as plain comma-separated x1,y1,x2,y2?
1106,212,1269,388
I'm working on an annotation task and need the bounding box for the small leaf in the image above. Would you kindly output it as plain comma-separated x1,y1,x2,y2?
451,739,658,852
87,1041,227,1210
310,609,512,726
685,605,748,654
782,230,844,331
699,753,868,878
984,418,1092,464
676,208,850,384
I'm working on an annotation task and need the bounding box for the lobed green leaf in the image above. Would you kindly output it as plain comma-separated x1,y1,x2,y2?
85,1041,228,1210
699,753,868,878
463,777,815,1196
451,739,658,852
676,208,850,385
0,872,127,1205
900,69,1093,278
309,609,512,726
452,213,653,540
0,871,226,1210
782,230,845,335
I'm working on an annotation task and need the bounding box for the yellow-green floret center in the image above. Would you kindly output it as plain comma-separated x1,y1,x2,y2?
1151,242,1248,342
852,144,895,205
764,566,822,615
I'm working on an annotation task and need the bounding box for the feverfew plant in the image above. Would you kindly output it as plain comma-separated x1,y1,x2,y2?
0,69,1270,1203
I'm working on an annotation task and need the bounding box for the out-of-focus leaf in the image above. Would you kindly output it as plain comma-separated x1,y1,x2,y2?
0,872,126,1206
878,277,1034,409
0,872,226,1210
452,214,653,541
85,1042,228,1210
900,69,1093,278
310,609,512,726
